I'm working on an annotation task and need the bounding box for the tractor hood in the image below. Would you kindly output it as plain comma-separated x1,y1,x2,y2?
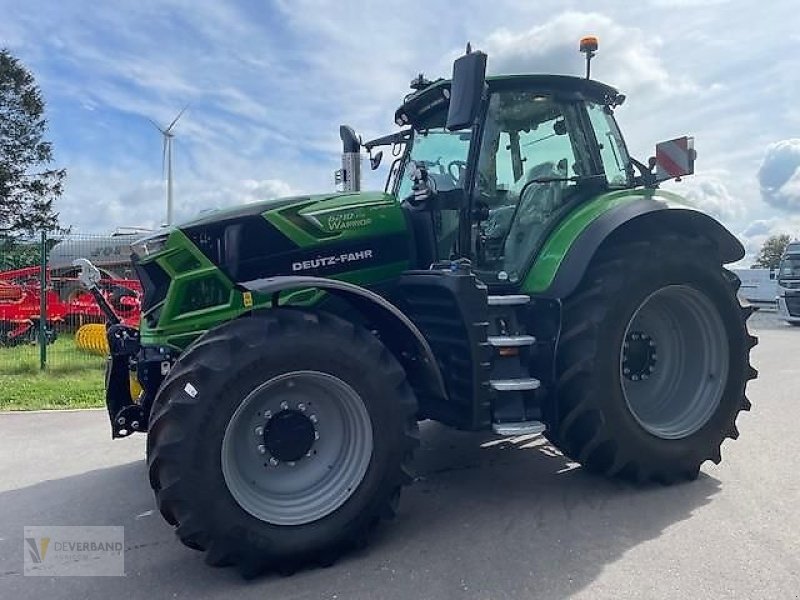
139,190,409,289
177,191,396,231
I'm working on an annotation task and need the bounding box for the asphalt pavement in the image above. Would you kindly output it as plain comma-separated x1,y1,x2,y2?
0,310,798,599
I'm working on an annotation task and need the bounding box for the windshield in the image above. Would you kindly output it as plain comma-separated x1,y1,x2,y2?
396,129,471,199
779,254,800,280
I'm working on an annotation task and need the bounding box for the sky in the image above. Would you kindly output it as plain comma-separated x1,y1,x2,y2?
1,0,798,265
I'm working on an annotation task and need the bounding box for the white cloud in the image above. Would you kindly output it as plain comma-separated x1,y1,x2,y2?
664,173,744,221
735,217,800,266
758,139,800,212
480,12,696,96
58,165,296,233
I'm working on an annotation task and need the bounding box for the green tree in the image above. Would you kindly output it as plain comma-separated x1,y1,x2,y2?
0,48,65,235
754,233,791,269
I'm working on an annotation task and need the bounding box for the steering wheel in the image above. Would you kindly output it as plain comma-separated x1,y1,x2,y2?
447,160,468,185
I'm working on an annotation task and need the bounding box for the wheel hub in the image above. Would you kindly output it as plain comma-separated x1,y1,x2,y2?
622,331,657,381
618,285,729,440
221,370,374,525
263,409,316,462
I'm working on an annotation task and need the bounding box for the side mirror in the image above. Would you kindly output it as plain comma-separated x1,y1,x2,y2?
369,150,383,170
446,46,487,131
653,136,696,182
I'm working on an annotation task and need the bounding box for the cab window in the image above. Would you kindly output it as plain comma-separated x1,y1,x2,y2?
586,102,631,187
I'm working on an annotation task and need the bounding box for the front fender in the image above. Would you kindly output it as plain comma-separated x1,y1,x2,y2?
241,275,447,401
522,191,744,299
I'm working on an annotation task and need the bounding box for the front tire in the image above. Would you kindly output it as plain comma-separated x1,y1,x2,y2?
546,235,757,483
147,309,418,576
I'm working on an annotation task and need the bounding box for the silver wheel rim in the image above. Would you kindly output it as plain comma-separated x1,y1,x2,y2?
620,285,729,440
221,371,373,526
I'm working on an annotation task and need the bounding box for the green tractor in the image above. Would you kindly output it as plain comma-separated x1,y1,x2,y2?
80,39,757,575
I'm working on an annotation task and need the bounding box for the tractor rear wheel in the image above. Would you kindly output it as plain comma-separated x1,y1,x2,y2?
147,309,418,576
546,235,757,483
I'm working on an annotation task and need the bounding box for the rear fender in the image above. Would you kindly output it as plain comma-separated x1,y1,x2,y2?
241,275,447,401
525,198,744,299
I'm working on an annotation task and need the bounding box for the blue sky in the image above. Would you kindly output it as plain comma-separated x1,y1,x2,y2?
1,0,798,263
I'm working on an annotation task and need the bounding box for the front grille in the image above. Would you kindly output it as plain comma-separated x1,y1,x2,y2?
785,294,800,317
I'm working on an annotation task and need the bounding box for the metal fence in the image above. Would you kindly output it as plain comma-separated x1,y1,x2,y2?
0,232,142,376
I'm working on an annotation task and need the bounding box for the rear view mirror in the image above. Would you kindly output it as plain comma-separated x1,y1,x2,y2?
369,150,383,170
446,47,487,131
653,136,696,182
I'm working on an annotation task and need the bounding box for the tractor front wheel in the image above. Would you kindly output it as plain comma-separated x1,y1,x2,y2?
147,309,418,576
547,235,757,483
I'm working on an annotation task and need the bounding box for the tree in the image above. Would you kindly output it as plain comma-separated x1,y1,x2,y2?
0,48,65,235
754,233,791,269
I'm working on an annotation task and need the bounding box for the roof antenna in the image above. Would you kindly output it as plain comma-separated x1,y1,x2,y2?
466,41,472,54
579,36,599,80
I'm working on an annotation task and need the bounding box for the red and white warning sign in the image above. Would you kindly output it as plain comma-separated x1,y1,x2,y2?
655,136,696,180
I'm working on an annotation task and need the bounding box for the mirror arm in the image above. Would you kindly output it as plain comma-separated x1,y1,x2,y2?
630,157,658,188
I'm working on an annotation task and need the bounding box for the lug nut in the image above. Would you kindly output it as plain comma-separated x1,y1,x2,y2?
631,333,639,341
269,457,279,467
131,421,140,430
288,461,296,467
623,367,631,375
280,401,289,410
257,445,266,454
649,340,656,347
255,426,264,436
623,342,629,349
641,374,649,380
309,414,318,424
632,374,640,381
314,431,320,440
298,403,306,412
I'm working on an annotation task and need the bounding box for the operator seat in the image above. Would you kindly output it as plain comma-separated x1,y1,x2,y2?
502,160,567,278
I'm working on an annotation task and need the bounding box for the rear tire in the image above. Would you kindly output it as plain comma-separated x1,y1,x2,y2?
147,309,418,576
546,235,757,483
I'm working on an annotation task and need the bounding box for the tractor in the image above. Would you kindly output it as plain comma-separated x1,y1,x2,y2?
78,39,757,576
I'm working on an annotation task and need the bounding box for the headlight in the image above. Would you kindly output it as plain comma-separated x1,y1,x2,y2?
131,233,169,258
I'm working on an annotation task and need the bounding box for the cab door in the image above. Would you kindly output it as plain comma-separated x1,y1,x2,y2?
470,91,596,286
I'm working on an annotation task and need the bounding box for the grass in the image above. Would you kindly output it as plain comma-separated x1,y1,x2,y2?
0,336,106,410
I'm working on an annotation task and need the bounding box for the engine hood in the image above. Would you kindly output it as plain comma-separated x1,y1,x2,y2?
178,191,394,230
168,190,409,285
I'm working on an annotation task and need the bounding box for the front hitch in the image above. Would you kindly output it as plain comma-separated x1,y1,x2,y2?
74,259,144,438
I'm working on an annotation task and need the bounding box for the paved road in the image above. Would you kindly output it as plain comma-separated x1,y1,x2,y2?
1,312,798,599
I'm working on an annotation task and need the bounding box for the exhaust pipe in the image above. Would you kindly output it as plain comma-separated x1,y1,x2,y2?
336,125,361,192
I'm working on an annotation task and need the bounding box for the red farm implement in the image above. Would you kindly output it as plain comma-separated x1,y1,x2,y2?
0,266,141,347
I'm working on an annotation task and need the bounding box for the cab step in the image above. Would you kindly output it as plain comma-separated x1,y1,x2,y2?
490,378,541,392
492,420,546,436
487,334,536,347
487,294,531,306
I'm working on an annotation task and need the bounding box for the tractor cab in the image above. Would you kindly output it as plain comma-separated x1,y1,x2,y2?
391,73,632,286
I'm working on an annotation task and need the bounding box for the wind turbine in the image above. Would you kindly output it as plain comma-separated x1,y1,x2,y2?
149,106,187,226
